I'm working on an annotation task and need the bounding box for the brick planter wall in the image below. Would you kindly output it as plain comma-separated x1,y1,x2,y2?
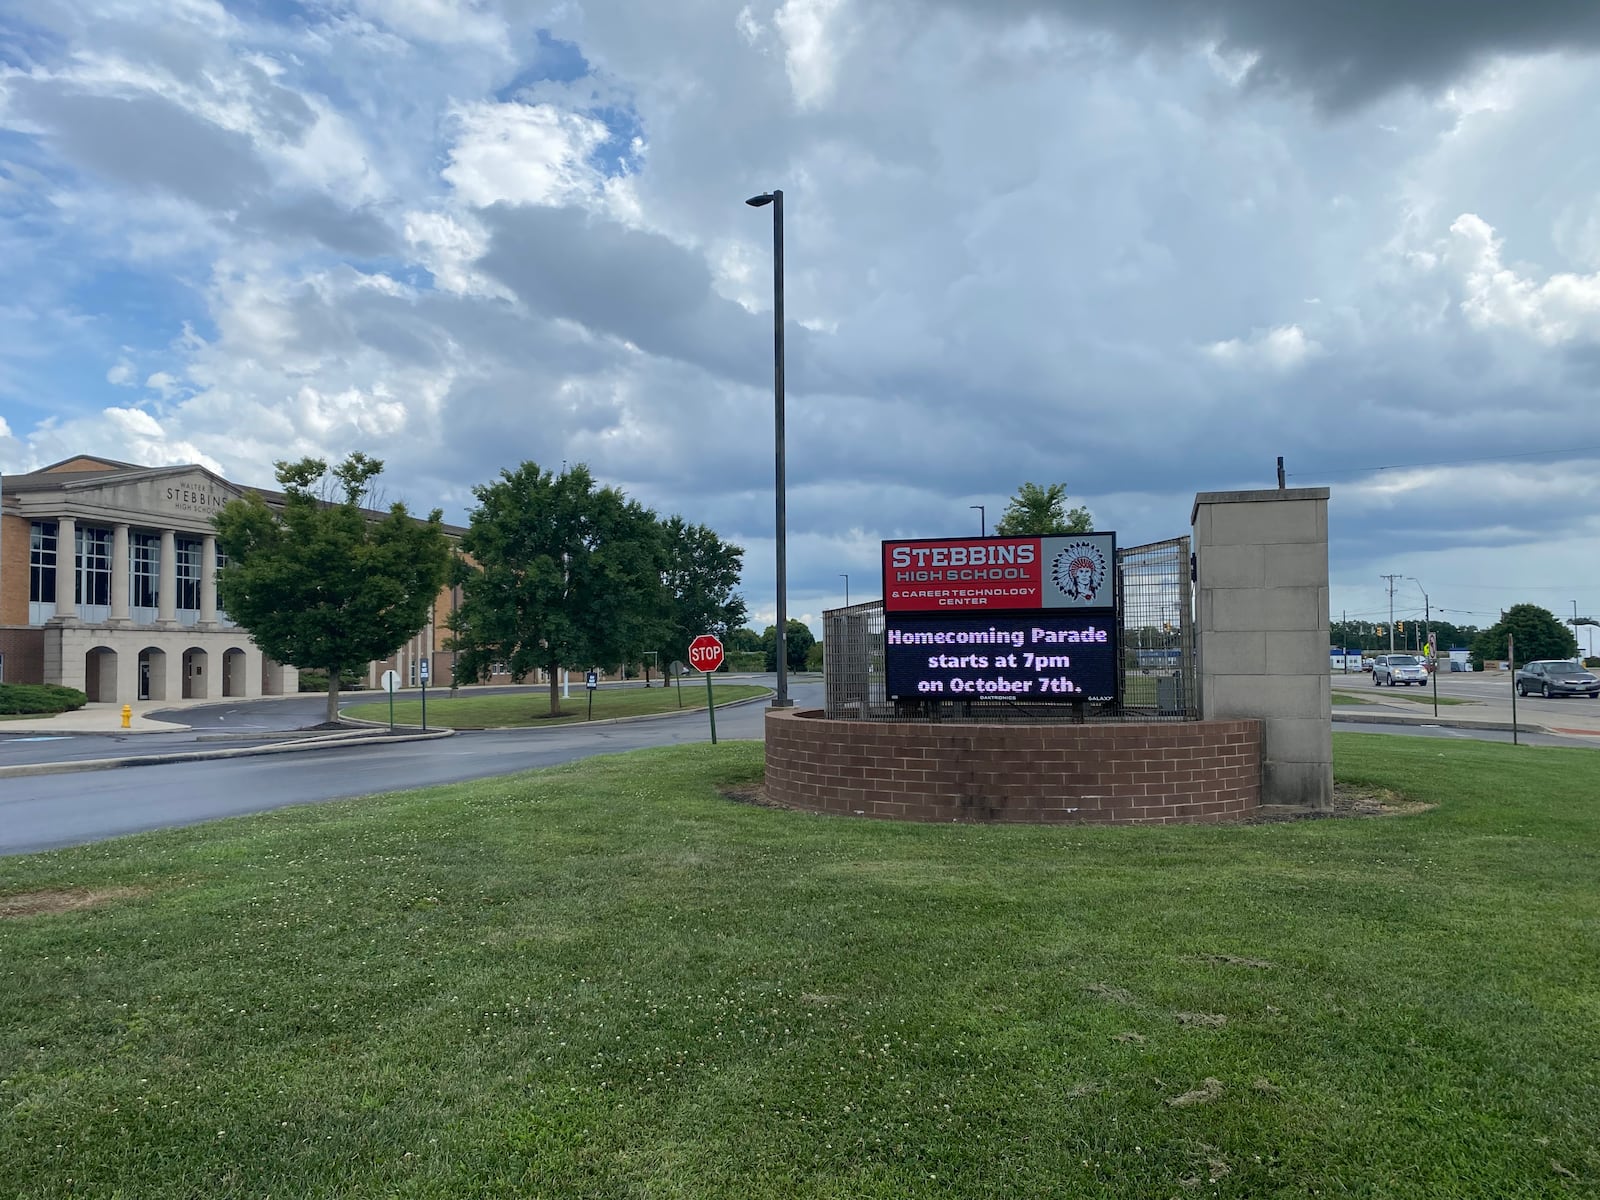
764,708,1262,824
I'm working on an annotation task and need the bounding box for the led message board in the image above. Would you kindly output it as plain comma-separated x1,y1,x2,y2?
883,534,1117,613
882,533,1120,704
884,613,1118,702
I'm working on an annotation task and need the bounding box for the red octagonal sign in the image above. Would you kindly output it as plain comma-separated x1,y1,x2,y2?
688,634,725,673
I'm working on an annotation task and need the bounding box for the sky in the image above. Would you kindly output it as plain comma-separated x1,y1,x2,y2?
3,0,1600,647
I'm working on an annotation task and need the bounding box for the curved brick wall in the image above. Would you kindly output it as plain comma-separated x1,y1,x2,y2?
764,708,1262,824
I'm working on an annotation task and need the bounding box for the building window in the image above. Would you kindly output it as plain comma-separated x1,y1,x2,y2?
29,522,57,603
131,532,160,612
176,537,201,611
76,526,112,607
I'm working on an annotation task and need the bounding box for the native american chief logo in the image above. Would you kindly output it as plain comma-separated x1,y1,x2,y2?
1050,541,1108,604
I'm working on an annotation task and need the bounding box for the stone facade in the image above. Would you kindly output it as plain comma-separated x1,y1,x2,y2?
0,456,294,700
1191,487,1332,810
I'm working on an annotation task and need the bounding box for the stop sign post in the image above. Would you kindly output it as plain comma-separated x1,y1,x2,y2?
689,634,724,743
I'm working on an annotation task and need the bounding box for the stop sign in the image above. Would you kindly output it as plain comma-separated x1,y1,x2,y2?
688,634,725,673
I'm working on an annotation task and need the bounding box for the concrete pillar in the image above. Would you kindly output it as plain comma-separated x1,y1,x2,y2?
158,528,177,626
52,516,78,623
110,523,131,624
1192,488,1331,811
200,534,218,628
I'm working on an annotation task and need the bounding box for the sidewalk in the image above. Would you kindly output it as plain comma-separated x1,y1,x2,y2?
0,699,207,735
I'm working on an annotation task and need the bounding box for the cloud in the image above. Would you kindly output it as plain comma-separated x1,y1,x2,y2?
923,0,1600,109
1448,212,1600,343
1205,324,1323,370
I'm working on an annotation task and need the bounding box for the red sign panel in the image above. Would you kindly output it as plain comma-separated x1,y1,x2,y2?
882,536,1043,612
882,534,1117,614
688,634,725,672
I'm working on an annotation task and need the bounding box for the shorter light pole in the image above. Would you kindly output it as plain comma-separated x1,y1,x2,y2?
840,573,850,606
971,505,985,536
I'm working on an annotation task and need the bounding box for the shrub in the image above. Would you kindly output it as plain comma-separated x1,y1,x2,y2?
297,669,365,693
0,683,90,715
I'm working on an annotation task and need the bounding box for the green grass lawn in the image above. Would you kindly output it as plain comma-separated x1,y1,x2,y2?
1333,689,1476,707
1331,692,1373,706
3,735,1598,1197
342,682,769,728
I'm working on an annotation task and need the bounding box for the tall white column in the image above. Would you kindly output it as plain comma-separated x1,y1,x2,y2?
110,523,131,624
200,534,218,628
158,528,177,626
52,516,78,623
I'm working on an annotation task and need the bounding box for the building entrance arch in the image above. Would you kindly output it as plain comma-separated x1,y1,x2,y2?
182,647,210,700
84,646,118,702
137,647,168,701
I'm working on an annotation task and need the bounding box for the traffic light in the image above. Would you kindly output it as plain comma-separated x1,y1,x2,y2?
1398,622,1405,633
1377,625,1385,636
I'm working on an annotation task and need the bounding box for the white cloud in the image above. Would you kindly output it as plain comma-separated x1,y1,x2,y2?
1205,324,1324,371
442,101,613,209
774,0,850,109
106,359,135,385
1449,212,1600,343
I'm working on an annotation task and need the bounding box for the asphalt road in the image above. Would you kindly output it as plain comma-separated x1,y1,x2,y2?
0,679,817,856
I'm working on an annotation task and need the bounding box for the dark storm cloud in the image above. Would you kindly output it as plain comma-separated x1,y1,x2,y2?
476,203,810,384
929,0,1600,108
7,84,271,208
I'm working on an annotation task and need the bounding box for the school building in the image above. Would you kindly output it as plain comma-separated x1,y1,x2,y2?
0,454,469,702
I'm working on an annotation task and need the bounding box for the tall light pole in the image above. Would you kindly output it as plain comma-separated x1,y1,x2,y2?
1408,577,1430,638
971,505,985,536
840,573,849,606
747,189,790,706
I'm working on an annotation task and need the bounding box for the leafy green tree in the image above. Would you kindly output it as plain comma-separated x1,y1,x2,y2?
727,627,763,654
214,453,451,725
993,482,1093,536
449,462,667,715
652,516,747,684
762,619,816,674
1470,604,1578,669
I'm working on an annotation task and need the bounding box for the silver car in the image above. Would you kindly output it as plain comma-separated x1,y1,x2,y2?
1372,654,1428,686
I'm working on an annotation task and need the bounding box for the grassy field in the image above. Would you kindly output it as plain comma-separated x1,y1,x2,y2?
3,735,1598,1197
343,683,769,728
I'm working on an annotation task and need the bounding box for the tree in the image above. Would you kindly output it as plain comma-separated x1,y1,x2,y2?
449,462,667,716
213,453,450,725
993,482,1093,536
1470,604,1578,669
727,628,763,654
762,619,815,674
654,516,747,683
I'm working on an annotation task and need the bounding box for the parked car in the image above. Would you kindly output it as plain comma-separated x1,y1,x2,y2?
1360,657,1375,672
1372,654,1428,686
1514,660,1600,699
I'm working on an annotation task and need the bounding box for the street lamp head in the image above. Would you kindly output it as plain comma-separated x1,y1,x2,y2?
746,193,775,207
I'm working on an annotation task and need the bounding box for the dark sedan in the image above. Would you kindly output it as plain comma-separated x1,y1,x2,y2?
1514,660,1600,698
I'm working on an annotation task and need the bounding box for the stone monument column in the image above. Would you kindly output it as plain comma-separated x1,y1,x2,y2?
110,523,131,624
52,516,78,623
1192,487,1331,811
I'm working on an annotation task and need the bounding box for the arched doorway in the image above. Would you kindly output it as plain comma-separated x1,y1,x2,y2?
84,646,118,703
221,648,248,697
138,647,168,701
182,647,210,700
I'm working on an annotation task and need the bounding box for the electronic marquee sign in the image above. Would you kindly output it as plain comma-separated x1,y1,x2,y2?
884,614,1118,702
882,533,1120,704
882,534,1117,613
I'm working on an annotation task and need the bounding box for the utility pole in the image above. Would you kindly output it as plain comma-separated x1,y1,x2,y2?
1381,575,1402,653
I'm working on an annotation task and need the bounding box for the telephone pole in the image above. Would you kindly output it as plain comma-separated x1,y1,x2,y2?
1381,574,1402,653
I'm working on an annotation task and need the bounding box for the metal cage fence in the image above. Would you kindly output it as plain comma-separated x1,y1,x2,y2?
823,536,1197,723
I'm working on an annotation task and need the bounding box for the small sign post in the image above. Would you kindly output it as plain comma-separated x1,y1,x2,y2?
688,635,725,743
380,668,400,733
1426,633,1437,717
1509,632,1517,746
586,669,598,720
419,659,429,731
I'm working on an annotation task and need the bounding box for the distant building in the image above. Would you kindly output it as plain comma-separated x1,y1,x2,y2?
0,455,468,701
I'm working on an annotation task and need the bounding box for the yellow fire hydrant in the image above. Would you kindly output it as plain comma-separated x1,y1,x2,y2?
121,704,132,729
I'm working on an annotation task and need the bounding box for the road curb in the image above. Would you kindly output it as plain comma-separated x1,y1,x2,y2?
0,728,455,779
339,688,776,731
1332,711,1549,734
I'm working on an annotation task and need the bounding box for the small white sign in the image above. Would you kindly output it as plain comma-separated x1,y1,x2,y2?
419,660,430,682
381,669,400,694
